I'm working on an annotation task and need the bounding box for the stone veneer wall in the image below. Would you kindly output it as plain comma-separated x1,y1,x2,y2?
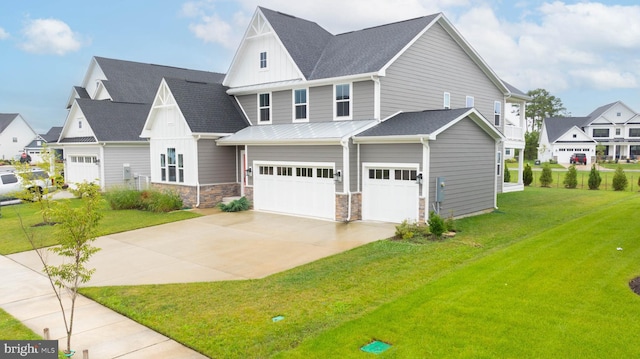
419,197,426,223
243,186,254,208
335,192,362,222
152,183,240,208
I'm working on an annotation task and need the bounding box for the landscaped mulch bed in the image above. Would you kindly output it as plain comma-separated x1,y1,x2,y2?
628,276,640,295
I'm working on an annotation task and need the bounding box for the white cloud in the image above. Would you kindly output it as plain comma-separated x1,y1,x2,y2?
0,27,9,39
20,18,85,55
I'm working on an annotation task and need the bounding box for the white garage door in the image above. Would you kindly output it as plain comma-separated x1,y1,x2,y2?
362,165,419,223
66,155,100,184
253,162,336,220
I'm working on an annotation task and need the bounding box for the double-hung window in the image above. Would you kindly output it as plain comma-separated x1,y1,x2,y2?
494,101,501,126
161,148,184,183
259,51,267,69
259,93,271,123
293,89,308,121
335,84,351,119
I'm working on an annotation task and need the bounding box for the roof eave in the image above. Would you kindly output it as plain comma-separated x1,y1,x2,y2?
353,135,430,144
227,71,381,95
218,138,342,146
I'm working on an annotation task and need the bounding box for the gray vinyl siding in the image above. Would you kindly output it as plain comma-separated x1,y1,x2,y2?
349,139,358,192
197,139,237,183
247,144,343,191
381,22,503,122
353,80,375,120
103,145,150,189
309,85,332,122
358,143,423,192
271,90,290,125
429,118,496,217
236,94,257,124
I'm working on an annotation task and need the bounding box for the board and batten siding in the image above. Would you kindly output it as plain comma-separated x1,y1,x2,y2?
197,139,237,184
428,118,496,217
381,22,503,122
103,145,150,189
247,144,343,191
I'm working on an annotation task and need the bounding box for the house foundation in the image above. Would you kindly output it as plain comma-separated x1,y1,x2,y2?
152,183,240,208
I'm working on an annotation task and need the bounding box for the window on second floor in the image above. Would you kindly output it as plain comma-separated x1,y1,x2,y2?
494,101,501,126
616,128,621,136
466,96,474,108
293,89,308,121
78,120,83,129
630,128,640,137
443,92,450,109
593,128,609,138
335,84,351,119
12,137,17,143
259,93,271,123
259,51,267,69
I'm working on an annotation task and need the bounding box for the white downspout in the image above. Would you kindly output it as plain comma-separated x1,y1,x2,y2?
195,135,201,208
420,137,429,222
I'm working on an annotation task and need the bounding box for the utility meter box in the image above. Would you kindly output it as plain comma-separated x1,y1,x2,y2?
436,177,446,202
123,164,131,180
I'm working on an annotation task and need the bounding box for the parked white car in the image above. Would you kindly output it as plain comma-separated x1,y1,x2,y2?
0,168,56,200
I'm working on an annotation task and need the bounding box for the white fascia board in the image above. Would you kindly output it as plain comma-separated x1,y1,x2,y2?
192,133,231,139
217,138,342,146
58,101,81,142
142,78,169,134
227,72,380,96
80,57,100,89
353,135,427,144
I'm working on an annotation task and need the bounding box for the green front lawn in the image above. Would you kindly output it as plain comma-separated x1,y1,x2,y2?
77,188,640,358
0,308,41,340
0,199,201,254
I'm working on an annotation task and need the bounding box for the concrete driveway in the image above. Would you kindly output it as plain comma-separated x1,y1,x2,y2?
9,210,396,286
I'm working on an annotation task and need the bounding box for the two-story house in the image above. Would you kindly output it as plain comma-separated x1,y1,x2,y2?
57,57,228,190
198,7,527,223
539,101,640,164
0,114,38,161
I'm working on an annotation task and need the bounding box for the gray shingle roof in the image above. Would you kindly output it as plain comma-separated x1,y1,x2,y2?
94,57,225,104
74,86,90,99
164,78,249,134
543,117,590,143
260,7,439,80
76,99,150,142
586,101,618,121
58,136,97,143
42,127,63,142
0,113,18,133
356,108,471,137
502,80,529,99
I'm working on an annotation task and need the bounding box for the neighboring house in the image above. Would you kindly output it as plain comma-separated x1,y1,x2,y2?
57,57,226,190
539,101,640,164
0,113,37,161
207,7,530,223
24,126,63,163
141,78,249,207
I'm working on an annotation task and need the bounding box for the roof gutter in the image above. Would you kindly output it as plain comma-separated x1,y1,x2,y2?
195,135,201,208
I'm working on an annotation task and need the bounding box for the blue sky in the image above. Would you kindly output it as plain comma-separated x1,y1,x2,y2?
1,0,639,132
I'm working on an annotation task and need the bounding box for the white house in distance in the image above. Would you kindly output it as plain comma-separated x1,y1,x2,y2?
539,101,640,164
0,113,38,161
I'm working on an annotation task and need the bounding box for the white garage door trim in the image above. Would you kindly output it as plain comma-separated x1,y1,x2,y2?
253,161,336,220
362,162,419,223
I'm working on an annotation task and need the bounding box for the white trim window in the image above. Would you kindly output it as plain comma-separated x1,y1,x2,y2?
259,51,268,69
496,151,502,176
466,96,474,108
161,148,184,183
334,83,352,120
443,92,451,110
293,88,308,122
258,93,271,123
494,101,501,126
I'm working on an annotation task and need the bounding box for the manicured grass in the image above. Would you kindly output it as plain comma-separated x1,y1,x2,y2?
79,188,639,358
0,308,41,340
0,199,201,254
600,161,640,170
506,160,564,169
506,168,639,191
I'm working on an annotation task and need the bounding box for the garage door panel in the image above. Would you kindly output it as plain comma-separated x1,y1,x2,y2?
363,165,419,223
254,163,335,220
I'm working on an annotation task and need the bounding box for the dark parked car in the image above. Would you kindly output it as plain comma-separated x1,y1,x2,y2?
570,153,587,165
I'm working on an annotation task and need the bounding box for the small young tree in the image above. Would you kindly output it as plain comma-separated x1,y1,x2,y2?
503,163,511,183
539,163,553,187
588,164,602,190
596,144,606,163
563,164,578,188
612,165,628,191
523,163,533,186
428,211,446,239
20,181,102,355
